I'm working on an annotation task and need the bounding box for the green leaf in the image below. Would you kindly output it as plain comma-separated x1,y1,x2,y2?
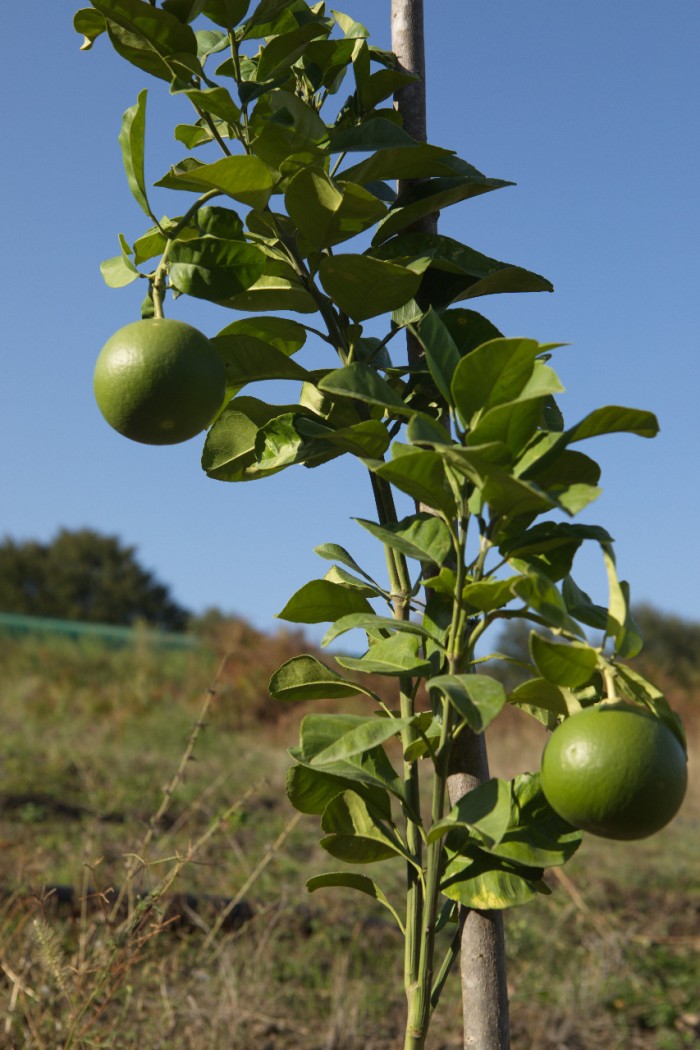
507,678,574,722
331,9,369,38
511,566,571,630
181,86,241,124
441,851,544,909
318,255,421,321
562,576,609,631
202,0,250,29
320,790,413,865
314,542,376,583
428,674,506,733
413,308,461,406
355,513,453,567
285,168,343,251
277,580,374,624
212,334,308,386
530,633,598,688
74,8,106,49
500,522,612,582
201,395,303,480
159,155,274,209
269,654,371,702
489,774,583,868
372,448,457,517
566,406,659,443
459,576,519,613
335,633,432,678
318,362,410,415
215,316,306,355
322,613,439,649
168,237,266,301
100,234,140,287
451,338,545,427
297,713,405,802
222,260,317,313
307,872,404,931
287,764,383,816
339,143,482,186
602,546,643,659
374,176,511,244
119,90,151,218
323,565,383,598
92,0,200,82
429,778,512,848
310,716,414,767
255,19,331,81
311,419,391,459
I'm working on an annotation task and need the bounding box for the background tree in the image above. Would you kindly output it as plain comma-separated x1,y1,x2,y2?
0,528,190,630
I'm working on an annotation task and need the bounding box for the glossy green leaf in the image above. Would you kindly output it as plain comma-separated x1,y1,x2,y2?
168,237,266,300
428,674,506,733
566,406,659,443
511,566,571,630
355,513,453,567
202,0,250,29
287,765,386,817
196,205,245,239
119,90,151,218
500,522,612,582
74,8,106,49
530,633,598,688
314,542,377,584
173,155,273,208
413,308,461,405
451,338,544,427
335,632,432,678
318,362,409,415
212,334,308,386
307,872,404,931
321,790,413,865
181,86,241,124
310,715,414,767
269,654,371,702
372,448,457,517
441,851,544,909
285,168,343,250
429,778,512,848
256,19,331,81
489,774,583,868
309,419,391,459
215,315,306,355
92,0,201,82
602,546,643,659
441,309,504,356
322,613,439,648
323,565,383,599
339,143,480,185
459,577,520,612
297,714,405,802
100,233,140,288
277,579,374,624
243,0,306,38
223,261,317,313
562,576,609,631
318,255,421,321
202,395,301,480
374,175,511,244
507,678,573,719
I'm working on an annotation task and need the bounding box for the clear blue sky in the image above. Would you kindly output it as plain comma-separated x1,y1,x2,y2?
2,1,698,636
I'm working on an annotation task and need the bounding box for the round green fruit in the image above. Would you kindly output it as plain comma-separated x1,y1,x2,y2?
540,703,687,840
93,318,226,445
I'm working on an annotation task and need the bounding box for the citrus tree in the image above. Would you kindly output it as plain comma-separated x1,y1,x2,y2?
74,2,687,1047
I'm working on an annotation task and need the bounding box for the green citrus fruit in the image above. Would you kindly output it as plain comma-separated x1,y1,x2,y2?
93,318,226,445
540,703,687,840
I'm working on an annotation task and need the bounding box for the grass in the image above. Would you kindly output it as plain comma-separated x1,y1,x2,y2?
0,627,698,1048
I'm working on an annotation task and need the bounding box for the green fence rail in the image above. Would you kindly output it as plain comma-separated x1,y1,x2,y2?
0,611,201,650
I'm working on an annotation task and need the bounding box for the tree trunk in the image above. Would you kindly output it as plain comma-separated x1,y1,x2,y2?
391,3,511,1047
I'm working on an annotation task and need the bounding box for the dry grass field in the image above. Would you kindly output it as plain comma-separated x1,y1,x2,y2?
0,624,697,1049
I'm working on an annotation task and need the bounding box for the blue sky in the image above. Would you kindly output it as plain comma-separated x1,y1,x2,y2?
2,1,698,637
